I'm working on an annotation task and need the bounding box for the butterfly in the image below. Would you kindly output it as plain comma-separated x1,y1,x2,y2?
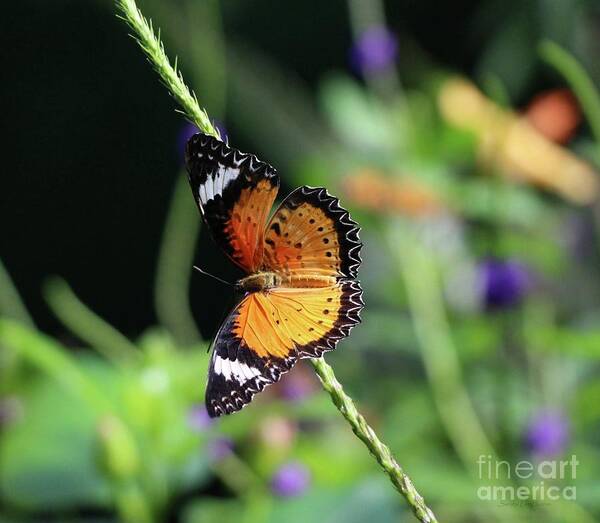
185,133,364,417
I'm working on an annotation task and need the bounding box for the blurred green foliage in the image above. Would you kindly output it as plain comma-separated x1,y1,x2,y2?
3,0,600,522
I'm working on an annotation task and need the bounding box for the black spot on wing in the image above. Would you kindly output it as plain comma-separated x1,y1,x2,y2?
184,133,280,268
270,222,282,236
295,280,364,358
277,186,363,279
206,281,365,417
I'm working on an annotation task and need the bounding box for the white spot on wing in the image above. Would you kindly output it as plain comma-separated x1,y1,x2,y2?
198,166,241,205
205,177,214,201
213,355,261,384
214,352,222,375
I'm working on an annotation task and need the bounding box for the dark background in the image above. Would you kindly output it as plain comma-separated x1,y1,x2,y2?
3,2,600,522
1,0,553,338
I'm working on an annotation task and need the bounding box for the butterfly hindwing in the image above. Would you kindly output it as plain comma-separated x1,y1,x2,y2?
185,134,280,273
262,186,362,278
206,281,364,417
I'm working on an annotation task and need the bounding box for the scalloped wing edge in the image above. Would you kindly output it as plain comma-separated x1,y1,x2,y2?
206,280,364,417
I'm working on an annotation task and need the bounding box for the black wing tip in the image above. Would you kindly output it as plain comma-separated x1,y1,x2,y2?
185,132,219,170
185,132,279,185
296,186,363,279
205,343,296,418
205,373,266,418
205,381,262,417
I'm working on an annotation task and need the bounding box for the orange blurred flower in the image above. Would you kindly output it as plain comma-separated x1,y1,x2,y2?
438,77,598,205
258,416,296,451
342,168,443,216
525,89,581,144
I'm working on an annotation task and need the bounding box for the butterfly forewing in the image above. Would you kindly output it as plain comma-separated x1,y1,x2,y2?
185,134,279,273
262,186,362,278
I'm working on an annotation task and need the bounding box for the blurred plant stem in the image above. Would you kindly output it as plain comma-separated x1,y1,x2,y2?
391,223,495,463
44,277,141,367
539,40,600,148
213,453,272,523
182,0,227,117
390,222,528,522
0,319,111,414
347,0,400,99
154,173,202,345
0,259,34,328
0,260,34,386
115,1,438,520
99,415,153,523
539,40,600,250
113,482,154,523
311,357,438,523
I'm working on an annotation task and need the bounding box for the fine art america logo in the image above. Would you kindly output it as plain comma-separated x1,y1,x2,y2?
477,455,578,504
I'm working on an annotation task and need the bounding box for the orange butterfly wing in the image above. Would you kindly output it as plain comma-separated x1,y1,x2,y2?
262,186,362,277
185,134,279,273
185,137,364,417
205,281,363,416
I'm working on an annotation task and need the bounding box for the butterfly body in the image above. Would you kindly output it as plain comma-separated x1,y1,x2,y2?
237,272,339,293
186,133,364,417
236,271,283,293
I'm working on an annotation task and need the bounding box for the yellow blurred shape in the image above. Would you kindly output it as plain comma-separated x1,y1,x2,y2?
438,77,599,205
343,168,443,217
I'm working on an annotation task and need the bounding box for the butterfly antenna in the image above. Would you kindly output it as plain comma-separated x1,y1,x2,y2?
193,266,233,287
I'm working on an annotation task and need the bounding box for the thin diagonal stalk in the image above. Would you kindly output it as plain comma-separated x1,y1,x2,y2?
0,319,112,414
116,0,220,138
538,40,600,275
115,1,438,520
391,226,494,464
311,357,438,523
44,277,140,367
539,40,600,147
154,173,202,345
390,222,526,522
0,259,34,327
0,259,35,384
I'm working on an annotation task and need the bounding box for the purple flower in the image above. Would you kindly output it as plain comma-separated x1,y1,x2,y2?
187,405,213,432
177,122,200,157
525,410,569,457
0,397,23,426
280,379,312,402
479,258,531,309
350,26,398,75
564,214,595,261
214,122,228,142
271,461,311,497
207,437,234,462
279,367,316,402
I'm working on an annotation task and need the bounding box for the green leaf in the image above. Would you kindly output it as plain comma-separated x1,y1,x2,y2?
182,498,244,523
0,320,111,414
0,376,110,510
350,309,418,354
324,477,400,523
320,75,397,153
267,487,351,523
268,478,400,523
